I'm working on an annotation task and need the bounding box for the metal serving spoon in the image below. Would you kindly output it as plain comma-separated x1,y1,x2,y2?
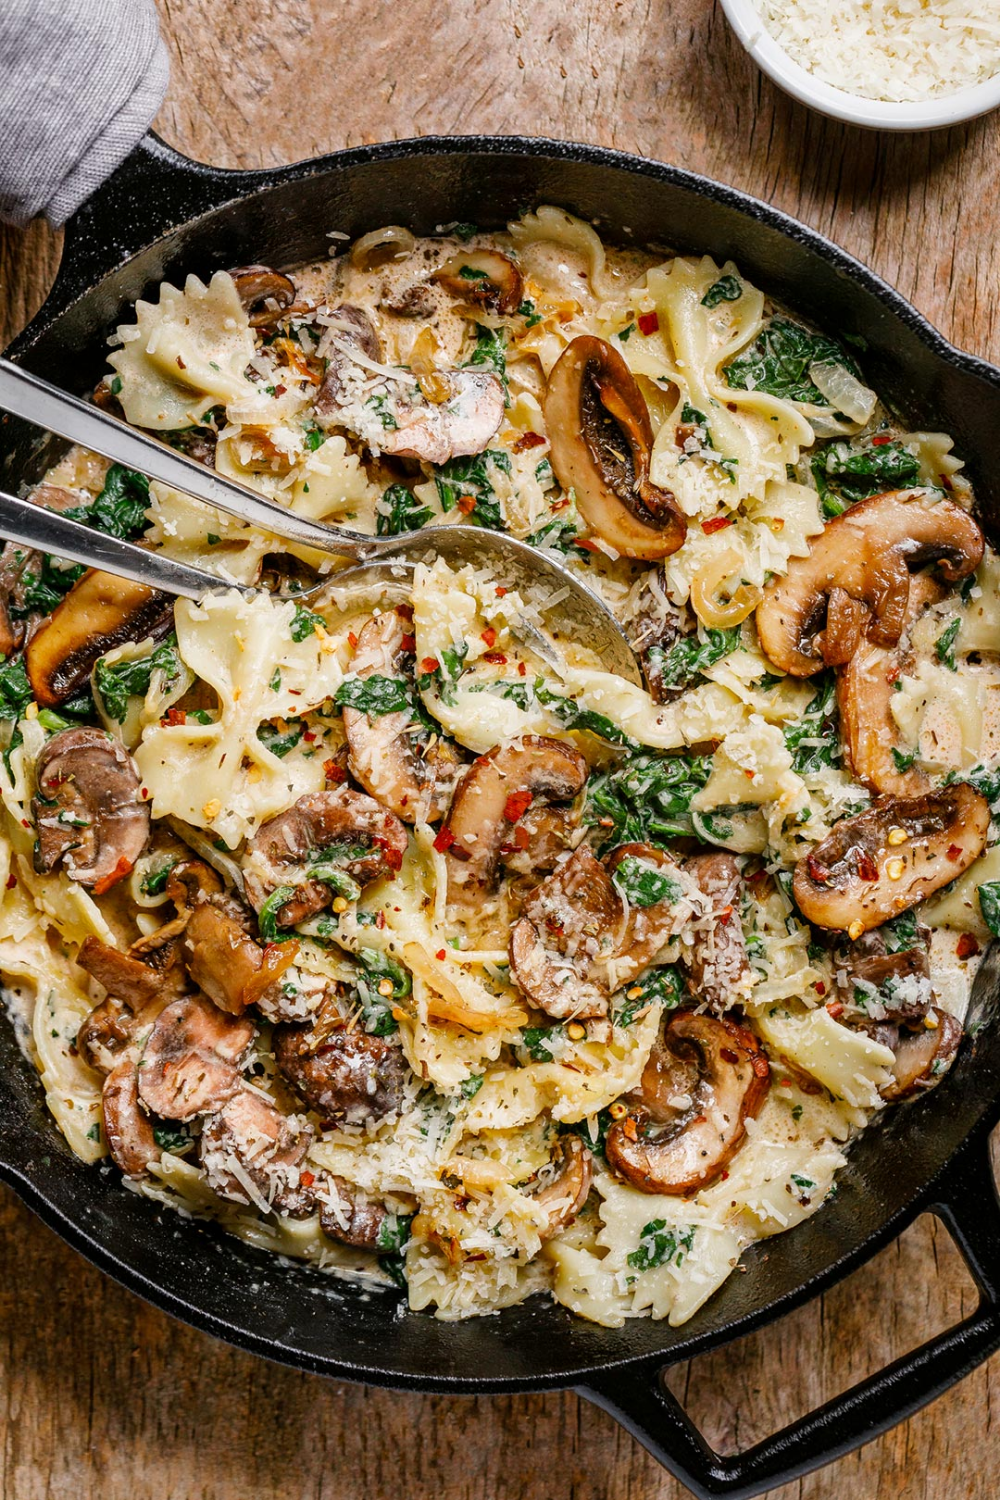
0,358,642,685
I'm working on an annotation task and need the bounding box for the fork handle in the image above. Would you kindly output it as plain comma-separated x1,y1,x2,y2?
0,489,246,601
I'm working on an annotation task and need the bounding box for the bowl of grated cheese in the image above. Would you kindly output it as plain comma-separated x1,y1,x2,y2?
720,0,1000,131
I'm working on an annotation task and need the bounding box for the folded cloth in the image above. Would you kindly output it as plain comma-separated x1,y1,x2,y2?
0,0,169,227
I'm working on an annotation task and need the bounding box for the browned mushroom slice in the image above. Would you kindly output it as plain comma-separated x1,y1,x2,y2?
77,935,163,1009
756,491,984,678
545,335,687,561
244,787,408,929
273,1020,409,1125
32,728,150,892
509,846,623,1020
78,997,137,1074
880,1008,962,1102
529,1134,593,1239
443,735,588,910
379,369,505,466
319,1176,394,1248
379,283,436,320
838,573,946,797
604,843,693,983
833,925,932,1023
606,1011,770,1196
26,569,173,707
103,1059,162,1177
434,250,524,315
199,1089,314,1215
228,265,297,326
137,994,255,1121
314,304,384,420
681,852,751,1014
343,612,463,823
792,783,990,935
165,860,295,1015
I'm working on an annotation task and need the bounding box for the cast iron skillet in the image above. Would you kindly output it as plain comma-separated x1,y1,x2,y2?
2,133,1000,1500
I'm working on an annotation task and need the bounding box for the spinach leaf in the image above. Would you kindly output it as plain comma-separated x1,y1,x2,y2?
376,483,433,537
256,719,305,758
783,672,841,774
0,656,33,720
891,747,918,773
464,323,509,396
585,750,713,849
459,1074,484,1100
376,1211,414,1254
527,511,581,553
935,617,961,671
11,552,85,617
883,909,920,953
627,1220,696,1272
724,316,862,405
646,626,741,694
955,763,1000,814
521,1025,562,1061
94,635,181,722
258,886,298,943
152,1124,193,1154
357,947,412,1034
290,603,326,642
614,964,684,1026
416,644,468,707
677,403,737,482
434,449,511,531
612,854,683,908
701,274,743,309
335,674,412,717
978,882,1000,938
565,1110,613,1158
140,859,178,896
811,439,921,519
65,464,150,540
534,682,636,747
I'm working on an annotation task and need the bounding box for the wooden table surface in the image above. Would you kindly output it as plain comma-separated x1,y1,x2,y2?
3,2,1000,1495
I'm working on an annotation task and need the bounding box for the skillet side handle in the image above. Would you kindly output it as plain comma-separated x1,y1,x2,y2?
577,1138,1000,1500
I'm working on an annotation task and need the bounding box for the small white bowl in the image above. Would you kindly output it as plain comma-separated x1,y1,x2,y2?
720,0,1000,131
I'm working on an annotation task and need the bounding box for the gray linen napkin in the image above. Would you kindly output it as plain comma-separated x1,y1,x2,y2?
0,0,169,227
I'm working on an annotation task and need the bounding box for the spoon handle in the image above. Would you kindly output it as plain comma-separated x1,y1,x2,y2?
0,357,382,560
0,489,246,601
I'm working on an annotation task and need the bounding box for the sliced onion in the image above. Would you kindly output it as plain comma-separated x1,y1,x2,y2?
808,360,877,427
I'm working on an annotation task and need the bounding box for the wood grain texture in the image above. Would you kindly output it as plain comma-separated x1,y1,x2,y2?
2,1,1000,1495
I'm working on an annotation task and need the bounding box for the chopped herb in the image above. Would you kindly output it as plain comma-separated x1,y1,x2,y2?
290,603,326,642
647,626,740,693
791,1173,815,1192
94,635,181,722
935,617,961,671
303,420,326,451
206,533,221,546
627,1220,696,1271
585,750,713,850
724,316,862,405
517,298,542,328
891,747,918,773
458,265,489,281
269,668,281,692
701,274,743,309
86,1122,101,1141
811,439,921,519
365,393,398,430
140,860,178,896
459,1073,484,1099
791,1103,803,1122
109,376,123,396
612,854,683,908
258,886,298,943
376,482,434,536
65,464,151,541
618,323,636,342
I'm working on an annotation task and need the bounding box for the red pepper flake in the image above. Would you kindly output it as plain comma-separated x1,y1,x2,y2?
806,855,830,884
457,494,476,515
400,633,416,654
395,602,414,621
517,660,527,676
5,874,16,890
300,1170,315,1188
20,819,29,829
382,846,403,872
347,631,358,649
436,949,446,961
856,851,879,882
513,825,530,849
717,905,733,926
483,650,508,665
481,626,497,648
574,537,602,552
302,731,316,743
504,789,534,822
495,586,507,597
375,910,386,929
160,706,186,727
421,657,440,674
871,434,892,446
947,843,963,862
814,980,826,996
273,383,287,397
701,515,733,535
324,759,346,783
91,856,133,896
826,1000,845,1020
637,310,659,336
885,663,901,686
433,827,456,853
957,933,981,959
622,1116,638,1142
513,431,546,453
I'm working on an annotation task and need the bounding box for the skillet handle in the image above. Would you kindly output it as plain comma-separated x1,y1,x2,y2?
577,1137,1000,1500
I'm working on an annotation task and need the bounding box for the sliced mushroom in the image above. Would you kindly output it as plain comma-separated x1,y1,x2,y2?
434,249,524,315
165,860,295,1015
77,934,164,1009
443,735,588,910
606,1011,770,1196
379,368,505,466
243,787,408,928
837,573,946,797
319,1176,394,1248
528,1134,593,1239
199,1088,315,1215
626,567,689,702
315,303,384,418
756,491,984,678
681,853,751,1014
792,782,990,935
343,611,463,823
545,336,687,561
78,998,138,1075
227,265,297,327
103,1059,161,1178
136,994,255,1121
26,570,173,707
273,1018,409,1125
604,842,694,985
880,1008,962,1102
32,728,150,891
833,924,932,1024
379,282,436,320
509,846,623,1020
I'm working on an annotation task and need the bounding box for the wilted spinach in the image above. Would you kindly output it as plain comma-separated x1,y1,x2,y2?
724,317,862,405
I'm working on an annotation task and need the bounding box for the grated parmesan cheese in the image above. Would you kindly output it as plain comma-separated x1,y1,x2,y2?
752,0,1000,103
